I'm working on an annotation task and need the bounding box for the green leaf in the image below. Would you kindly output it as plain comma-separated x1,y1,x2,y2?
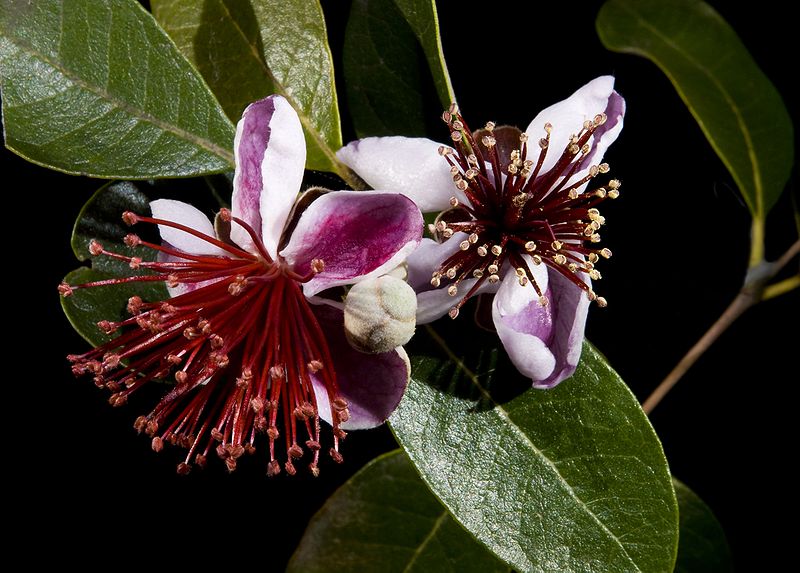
596,0,794,219
150,0,345,177
0,0,235,179
673,479,733,573
343,0,455,137
61,182,168,346
288,450,508,573
391,328,679,573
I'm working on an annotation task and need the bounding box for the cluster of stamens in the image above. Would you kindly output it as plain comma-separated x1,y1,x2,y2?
61,208,348,476
430,104,620,318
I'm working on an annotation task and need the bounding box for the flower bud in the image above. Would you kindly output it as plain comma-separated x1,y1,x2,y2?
344,276,417,354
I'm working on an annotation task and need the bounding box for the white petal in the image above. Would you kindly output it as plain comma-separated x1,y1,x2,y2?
525,76,625,183
149,199,225,256
337,136,464,212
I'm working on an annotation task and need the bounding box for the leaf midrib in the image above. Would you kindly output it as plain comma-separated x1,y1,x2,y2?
422,326,642,572
3,34,236,168
214,0,341,168
611,2,764,216
402,510,448,573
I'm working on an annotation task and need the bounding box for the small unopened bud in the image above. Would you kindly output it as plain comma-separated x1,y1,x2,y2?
344,276,417,354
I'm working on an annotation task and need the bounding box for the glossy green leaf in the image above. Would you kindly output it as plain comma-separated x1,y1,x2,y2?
288,450,508,573
673,479,733,573
390,328,678,573
343,0,455,137
597,0,794,218
0,0,235,178
150,0,345,177
61,182,168,346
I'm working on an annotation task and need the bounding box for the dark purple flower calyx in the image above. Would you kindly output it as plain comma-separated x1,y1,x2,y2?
432,104,619,319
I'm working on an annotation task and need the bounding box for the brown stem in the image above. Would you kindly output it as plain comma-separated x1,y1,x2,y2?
642,239,800,415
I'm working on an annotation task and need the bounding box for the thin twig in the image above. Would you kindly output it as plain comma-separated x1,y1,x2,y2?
643,239,800,415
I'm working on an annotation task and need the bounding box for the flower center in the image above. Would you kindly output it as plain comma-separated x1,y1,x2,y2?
61,209,347,476
430,105,619,318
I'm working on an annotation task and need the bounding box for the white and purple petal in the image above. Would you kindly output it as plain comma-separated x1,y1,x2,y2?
492,264,589,389
150,199,226,257
281,191,423,297
525,76,625,190
337,136,464,212
309,303,410,430
231,95,306,256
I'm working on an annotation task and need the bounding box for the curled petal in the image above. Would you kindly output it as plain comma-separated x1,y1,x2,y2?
150,199,226,257
281,191,423,296
337,137,464,212
310,303,410,430
232,95,305,256
492,265,588,388
525,76,625,187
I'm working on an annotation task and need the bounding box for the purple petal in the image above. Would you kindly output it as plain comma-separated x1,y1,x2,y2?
524,76,625,189
407,235,500,323
281,191,423,297
149,199,226,256
337,137,464,212
232,95,305,256
492,264,589,388
309,303,410,430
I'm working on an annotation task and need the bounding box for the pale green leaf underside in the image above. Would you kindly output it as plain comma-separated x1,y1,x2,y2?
390,332,678,573
0,0,235,179
151,0,343,174
597,0,793,218
288,450,508,573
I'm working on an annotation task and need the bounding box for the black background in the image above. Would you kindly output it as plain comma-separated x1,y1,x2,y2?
9,0,797,570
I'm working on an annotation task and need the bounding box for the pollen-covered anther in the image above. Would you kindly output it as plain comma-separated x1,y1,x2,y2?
544,122,553,134
539,296,549,307
218,207,232,222
310,258,325,274
129,257,142,270
267,426,280,440
210,334,224,349
250,397,265,414
488,274,500,284
152,436,164,453
459,240,470,251
589,270,602,280
468,233,479,244
446,267,457,279
568,263,578,273
451,120,464,131
58,283,74,297
590,234,602,243
455,179,468,192
524,241,537,252
481,135,496,148
122,211,138,226
430,274,441,288
88,240,104,256
508,163,518,175
568,189,579,199
124,234,141,247
267,460,281,477
477,245,488,257
472,269,484,278
175,370,188,384
599,163,610,174
594,112,608,126
553,254,568,265
513,193,526,207
488,263,499,274
569,143,580,155
465,168,477,180
539,138,549,149
490,245,502,256
448,307,459,319
127,296,143,315
447,285,458,296
551,240,563,251
330,448,344,464
608,179,621,189
228,274,247,296
519,132,529,143
438,145,452,156
442,228,454,238
601,248,613,259
596,296,608,308
485,121,496,131
518,276,529,286
595,189,607,199
515,267,526,277
589,165,600,178
608,190,620,199
450,131,463,142
307,359,324,373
